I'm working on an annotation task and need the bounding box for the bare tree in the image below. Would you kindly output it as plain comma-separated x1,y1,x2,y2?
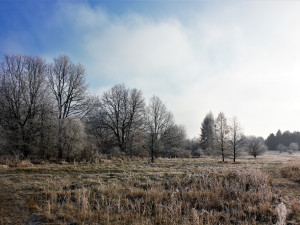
48,55,93,158
48,55,92,119
214,112,229,162
244,136,267,158
160,124,186,157
85,102,116,154
161,124,186,149
228,116,244,162
144,96,174,163
0,55,49,157
99,84,145,154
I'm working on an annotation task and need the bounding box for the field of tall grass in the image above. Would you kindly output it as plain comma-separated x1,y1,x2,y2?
0,152,300,224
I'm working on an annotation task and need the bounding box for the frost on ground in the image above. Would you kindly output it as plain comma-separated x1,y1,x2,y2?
0,152,300,224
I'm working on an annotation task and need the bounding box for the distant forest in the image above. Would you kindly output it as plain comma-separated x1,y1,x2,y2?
265,130,300,150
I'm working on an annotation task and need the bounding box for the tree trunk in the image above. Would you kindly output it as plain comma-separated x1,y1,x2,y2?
151,151,154,163
151,136,155,163
222,147,225,162
233,146,236,162
58,119,63,159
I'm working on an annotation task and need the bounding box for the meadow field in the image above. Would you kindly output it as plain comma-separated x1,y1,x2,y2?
0,152,300,225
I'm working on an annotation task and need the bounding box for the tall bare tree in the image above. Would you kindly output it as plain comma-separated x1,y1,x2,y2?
48,55,93,158
48,55,92,119
214,112,229,162
0,55,49,157
229,116,244,162
144,96,174,163
99,84,145,154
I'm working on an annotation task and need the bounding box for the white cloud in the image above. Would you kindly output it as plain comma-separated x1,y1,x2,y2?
54,1,300,138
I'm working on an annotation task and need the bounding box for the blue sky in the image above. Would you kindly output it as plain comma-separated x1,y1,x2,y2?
1,0,300,138
0,1,207,55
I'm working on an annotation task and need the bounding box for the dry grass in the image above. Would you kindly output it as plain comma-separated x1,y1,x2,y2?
0,156,33,167
281,163,300,183
0,152,300,224
33,168,279,224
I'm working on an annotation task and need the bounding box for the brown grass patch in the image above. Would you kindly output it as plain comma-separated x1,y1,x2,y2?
31,168,279,224
281,163,300,182
0,157,33,167
1,153,300,224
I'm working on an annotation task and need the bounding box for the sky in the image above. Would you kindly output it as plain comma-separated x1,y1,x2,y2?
1,0,300,139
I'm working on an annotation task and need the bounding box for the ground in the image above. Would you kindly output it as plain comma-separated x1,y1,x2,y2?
0,152,299,224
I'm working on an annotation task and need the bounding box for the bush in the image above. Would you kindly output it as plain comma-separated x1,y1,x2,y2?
287,149,294,154
61,118,86,161
163,148,191,158
109,147,125,158
131,148,149,157
192,148,203,158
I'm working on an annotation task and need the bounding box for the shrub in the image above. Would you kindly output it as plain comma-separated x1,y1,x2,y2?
163,148,191,158
192,148,203,158
287,149,293,154
109,147,125,159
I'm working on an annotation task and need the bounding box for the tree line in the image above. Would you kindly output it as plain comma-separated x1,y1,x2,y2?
0,54,187,162
265,129,300,153
0,54,271,162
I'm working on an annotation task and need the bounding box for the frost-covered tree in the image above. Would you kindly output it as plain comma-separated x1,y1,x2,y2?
60,118,86,161
289,142,299,152
245,136,267,158
228,116,244,162
99,84,145,154
0,55,50,157
276,143,287,153
144,96,174,162
48,55,93,158
215,112,230,162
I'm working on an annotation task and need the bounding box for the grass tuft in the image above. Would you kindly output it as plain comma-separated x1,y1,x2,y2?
281,163,300,182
